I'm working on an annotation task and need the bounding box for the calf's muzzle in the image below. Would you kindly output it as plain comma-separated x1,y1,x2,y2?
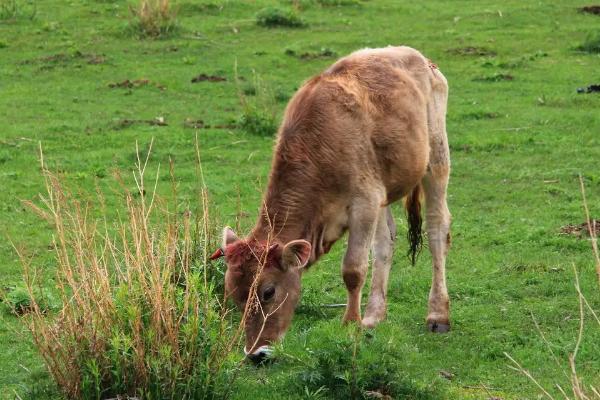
244,345,273,364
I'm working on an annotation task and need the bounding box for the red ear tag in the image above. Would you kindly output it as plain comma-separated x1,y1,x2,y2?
209,248,224,260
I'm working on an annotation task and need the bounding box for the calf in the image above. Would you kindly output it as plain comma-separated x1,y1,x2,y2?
212,46,452,361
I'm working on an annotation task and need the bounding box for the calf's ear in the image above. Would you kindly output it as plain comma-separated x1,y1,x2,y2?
281,240,311,270
222,226,239,248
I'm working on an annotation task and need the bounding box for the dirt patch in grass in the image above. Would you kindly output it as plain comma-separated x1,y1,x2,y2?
113,117,167,129
447,46,496,56
459,111,500,120
191,73,226,83
183,119,237,129
183,118,205,129
577,84,600,93
108,79,166,90
87,54,105,64
579,5,600,15
473,73,514,82
560,219,599,238
22,51,106,68
285,47,337,60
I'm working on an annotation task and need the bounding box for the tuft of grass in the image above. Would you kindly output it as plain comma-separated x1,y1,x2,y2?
447,46,497,57
481,50,547,69
238,107,277,136
0,0,36,21
284,46,337,60
577,31,600,53
279,326,444,399
2,286,56,315
15,142,246,399
237,68,278,136
473,72,514,82
128,0,179,38
256,7,305,28
242,84,257,96
274,87,290,103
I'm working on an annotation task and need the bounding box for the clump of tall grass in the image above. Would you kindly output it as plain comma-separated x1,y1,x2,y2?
255,7,305,28
15,141,246,399
236,67,278,136
238,107,278,137
128,0,178,38
0,0,36,21
577,32,600,54
277,325,443,399
1,286,56,315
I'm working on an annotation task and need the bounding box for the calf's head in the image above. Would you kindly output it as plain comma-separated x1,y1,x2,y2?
215,227,311,362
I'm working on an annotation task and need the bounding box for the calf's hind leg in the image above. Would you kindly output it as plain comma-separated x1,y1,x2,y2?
423,67,452,333
423,166,451,332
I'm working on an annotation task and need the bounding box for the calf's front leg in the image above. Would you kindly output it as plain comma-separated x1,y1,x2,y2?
362,207,396,328
341,197,381,323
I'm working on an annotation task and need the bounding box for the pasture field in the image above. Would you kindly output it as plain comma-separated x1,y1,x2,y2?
1,0,600,398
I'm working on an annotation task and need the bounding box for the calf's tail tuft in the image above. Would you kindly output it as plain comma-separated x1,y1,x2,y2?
405,183,423,266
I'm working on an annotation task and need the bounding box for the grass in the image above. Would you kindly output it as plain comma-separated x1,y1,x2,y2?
504,180,600,399
578,31,600,54
0,0,599,398
1,286,55,316
237,69,278,136
256,7,305,27
128,0,179,38
0,0,36,21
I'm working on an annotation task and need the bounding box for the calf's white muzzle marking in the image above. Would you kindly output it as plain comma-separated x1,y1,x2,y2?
244,345,273,357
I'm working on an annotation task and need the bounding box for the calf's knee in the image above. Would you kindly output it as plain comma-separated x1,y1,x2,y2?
343,268,365,291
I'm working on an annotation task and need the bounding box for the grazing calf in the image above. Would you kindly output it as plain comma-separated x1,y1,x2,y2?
211,46,452,361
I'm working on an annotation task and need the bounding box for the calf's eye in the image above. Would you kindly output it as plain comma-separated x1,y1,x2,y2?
262,286,275,302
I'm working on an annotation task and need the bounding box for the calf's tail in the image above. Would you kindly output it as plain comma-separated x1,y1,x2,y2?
404,183,423,266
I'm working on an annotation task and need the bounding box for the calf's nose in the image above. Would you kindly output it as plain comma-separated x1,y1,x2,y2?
244,345,273,365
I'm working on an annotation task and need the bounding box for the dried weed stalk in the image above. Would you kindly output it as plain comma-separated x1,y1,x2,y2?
14,140,254,399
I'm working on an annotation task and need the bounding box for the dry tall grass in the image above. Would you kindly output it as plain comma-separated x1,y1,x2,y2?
15,141,247,399
129,0,178,38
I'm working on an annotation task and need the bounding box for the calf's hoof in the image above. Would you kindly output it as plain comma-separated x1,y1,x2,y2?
342,312,361,325
426,320,451,333
361,316,379,329
361,312,386,329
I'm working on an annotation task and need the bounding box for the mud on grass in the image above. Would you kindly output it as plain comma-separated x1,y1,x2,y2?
561,219,600,238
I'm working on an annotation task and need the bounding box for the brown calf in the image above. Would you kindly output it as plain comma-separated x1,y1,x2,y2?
214,46,452,361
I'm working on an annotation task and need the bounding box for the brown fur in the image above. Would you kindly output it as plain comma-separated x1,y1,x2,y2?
252,48,431,248
223,46,450,353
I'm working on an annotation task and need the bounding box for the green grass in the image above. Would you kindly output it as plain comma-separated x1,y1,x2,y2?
578,30,600,53
1,0,600,398
255,6,305,27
